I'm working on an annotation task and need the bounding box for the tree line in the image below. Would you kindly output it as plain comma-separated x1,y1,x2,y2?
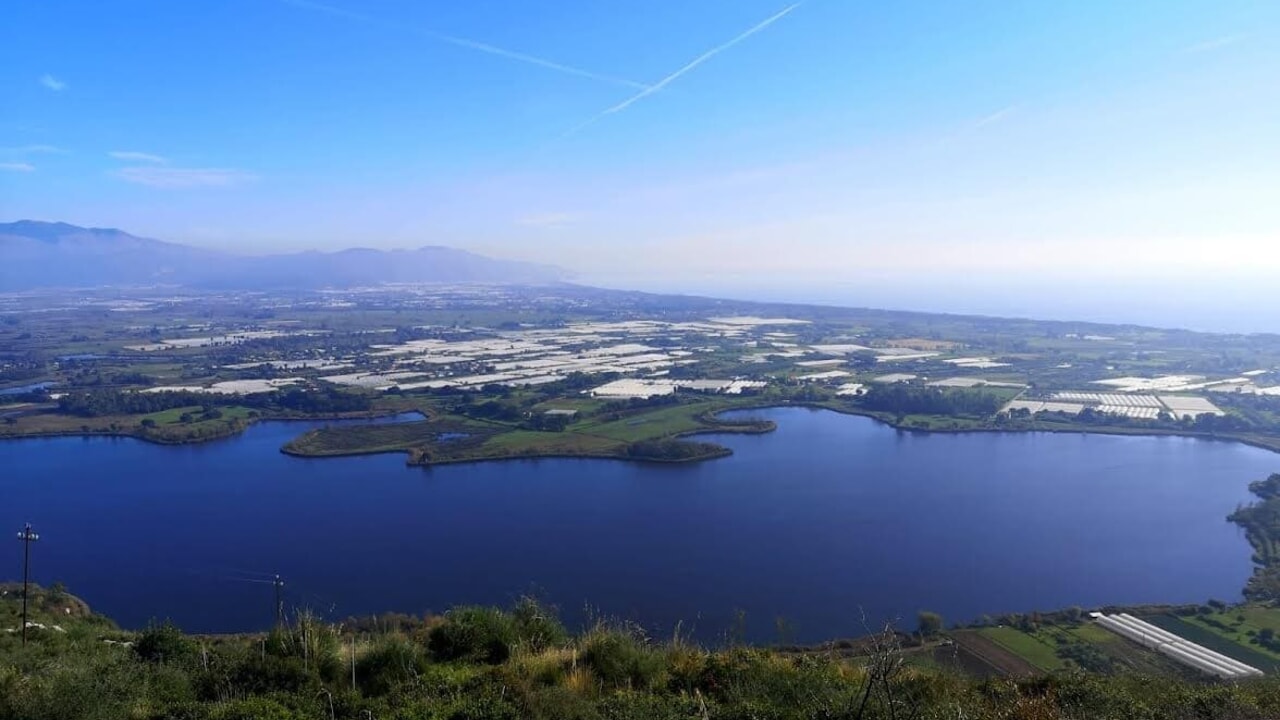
625,439,726,461
1230,473,1280,603
56,385,372,418
856,384,1005,418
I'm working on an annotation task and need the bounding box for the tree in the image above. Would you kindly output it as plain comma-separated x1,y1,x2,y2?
135,620,194,664
917,611,944,638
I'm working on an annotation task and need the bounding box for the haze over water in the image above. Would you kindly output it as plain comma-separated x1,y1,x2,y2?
1,408,1272,643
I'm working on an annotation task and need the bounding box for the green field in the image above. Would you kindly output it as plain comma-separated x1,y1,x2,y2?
530,397,606,413
978,626,1067,671
142,404,252,425
1179,607,1280,664
1143,614,1280,672
573,400,731,440
282,398,775,465
282,417,491,456
970,620,1203,676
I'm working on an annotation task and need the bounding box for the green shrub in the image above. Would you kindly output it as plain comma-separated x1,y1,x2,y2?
356,635,428,696
597,691,704,720
917,611,944,637
261,611,343,682
210,696,306,720
513,596,568,653
225,653,316,696
428,607,518,664
693,649,849,710
580,627,667,690
135,620,195,664
522,685,600,720
439,683,521,720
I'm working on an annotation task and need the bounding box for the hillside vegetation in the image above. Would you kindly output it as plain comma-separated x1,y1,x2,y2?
1231,474,1280,603
4,587,1280,720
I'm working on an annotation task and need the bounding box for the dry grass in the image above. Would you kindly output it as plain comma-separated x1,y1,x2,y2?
563,666,595,696
508,646,577,686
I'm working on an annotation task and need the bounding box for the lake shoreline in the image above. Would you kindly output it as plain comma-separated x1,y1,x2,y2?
274,400,1280,467
5,404,1269,642
0,408,428,446
5,401,1279,464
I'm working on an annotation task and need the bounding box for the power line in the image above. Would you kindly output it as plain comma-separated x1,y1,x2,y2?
16,524,39,647
274,574,285,628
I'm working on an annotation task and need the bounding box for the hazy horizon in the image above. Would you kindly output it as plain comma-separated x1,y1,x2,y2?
5,1,1279,331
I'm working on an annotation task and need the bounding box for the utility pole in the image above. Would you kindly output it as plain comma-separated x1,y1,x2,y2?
16,524,39,647
273,574,285,628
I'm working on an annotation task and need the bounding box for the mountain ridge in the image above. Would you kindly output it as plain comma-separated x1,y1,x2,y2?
0,220,568,289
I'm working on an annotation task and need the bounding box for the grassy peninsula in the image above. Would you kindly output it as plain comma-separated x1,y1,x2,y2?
283,397,776,465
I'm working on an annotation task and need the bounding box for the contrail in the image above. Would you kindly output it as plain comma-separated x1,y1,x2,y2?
279,0,650,90
562,2,803,138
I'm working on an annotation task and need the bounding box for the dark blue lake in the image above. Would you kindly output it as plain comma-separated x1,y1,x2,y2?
1,407,1274,643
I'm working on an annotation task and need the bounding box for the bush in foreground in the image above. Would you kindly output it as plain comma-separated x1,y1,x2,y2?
5,592,1280,720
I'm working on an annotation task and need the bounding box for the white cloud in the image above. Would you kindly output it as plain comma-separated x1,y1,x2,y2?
0,144,66,155
517,212,581,228
39,74,66,91
974,105,1016,128
1186,35,1245,53
109,151,168,164
0,162,35,172
114,166,257,188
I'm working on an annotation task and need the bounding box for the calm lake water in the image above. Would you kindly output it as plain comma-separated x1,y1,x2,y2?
2,407,1275,643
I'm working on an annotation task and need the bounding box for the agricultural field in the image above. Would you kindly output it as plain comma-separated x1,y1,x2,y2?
1175,606,1280,664
3,283,1280,465
976,626,1066,672
953,608,1280,681
1143,612,1280,672
282,416,492,457
947,630,1040,677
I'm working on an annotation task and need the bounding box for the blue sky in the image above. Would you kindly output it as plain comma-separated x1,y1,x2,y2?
3,0,1279,323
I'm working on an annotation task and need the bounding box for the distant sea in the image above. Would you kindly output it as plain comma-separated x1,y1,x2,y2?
609,277,1280,335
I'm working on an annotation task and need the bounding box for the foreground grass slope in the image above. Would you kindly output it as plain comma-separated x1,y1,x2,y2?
4,586,1280,720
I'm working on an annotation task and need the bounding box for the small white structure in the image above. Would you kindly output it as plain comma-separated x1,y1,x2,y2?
871,374,918,384
795,359,846,368
144,378,303,395
1094,613,1263,679
836,383,866,397
588,379,677,399
796,370,851,382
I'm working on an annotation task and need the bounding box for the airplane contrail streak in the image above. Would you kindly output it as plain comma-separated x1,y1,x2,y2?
562,2,803,138
279,0,651,90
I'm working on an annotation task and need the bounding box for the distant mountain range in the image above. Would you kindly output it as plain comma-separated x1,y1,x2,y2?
0,221,568,290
